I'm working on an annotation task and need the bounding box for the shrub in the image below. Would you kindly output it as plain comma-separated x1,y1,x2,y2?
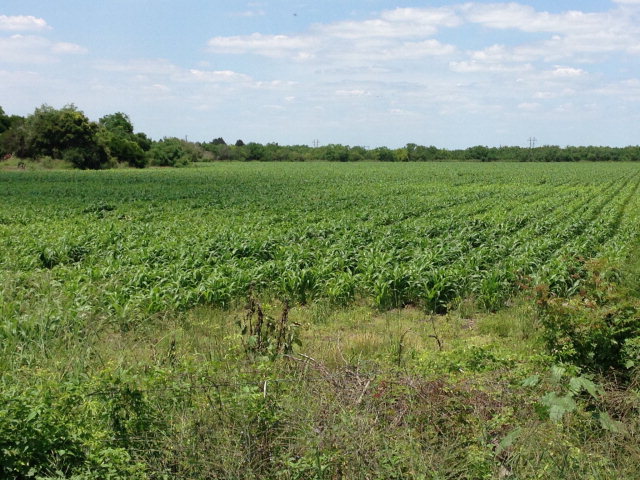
536,261,640,373
0,382,147,480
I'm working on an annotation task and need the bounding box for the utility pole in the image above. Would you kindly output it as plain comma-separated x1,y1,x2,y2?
312,139,319,148
528,137,537,149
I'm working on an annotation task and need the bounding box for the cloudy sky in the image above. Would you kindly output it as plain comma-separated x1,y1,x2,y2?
1,1,639,148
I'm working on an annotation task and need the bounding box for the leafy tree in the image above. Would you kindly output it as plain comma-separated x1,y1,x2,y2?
62,145,110,170
111,136,147,168
0,108,26,156
21,104,109,168
404,143,417,162
235,139,245,147
349,146,370,161
244,142,266,161
374,147,395,162
322,144,350,162
393,147,409,162
98,112,134,136
211,137,226,145
0,106,10,134
98,112,147,167
147,137,195,166
264,142,294,161
134,132,152,152
466,145,496,162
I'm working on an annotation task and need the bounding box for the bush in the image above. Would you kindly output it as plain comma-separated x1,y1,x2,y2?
109,137,147,168
146,138,207,167
536,261,640,373
62,145,110,170
0,382,147,480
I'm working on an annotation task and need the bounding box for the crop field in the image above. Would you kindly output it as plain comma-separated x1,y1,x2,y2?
2,162,640,479
2,162,640,320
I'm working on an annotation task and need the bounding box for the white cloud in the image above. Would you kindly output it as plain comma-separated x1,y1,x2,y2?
518,102,541,111
187,69,252,83
0,34,86,63
149,83,170,93
335,89,370,96
459,2,640,62
92,59,267,96
380,7,461,27
51,42,88,55
94,59,179,75
449,60,533,73
205,2,640,74
321,6,461,40
0,15,49,32
593,78,640,101
382,40,457,59
461,3,612,34
549,66,586,78
208,33,314,58
207,6,460,64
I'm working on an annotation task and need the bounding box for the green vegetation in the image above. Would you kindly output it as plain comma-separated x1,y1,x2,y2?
0,105,154,170
2,104,640,171
2,162,639,479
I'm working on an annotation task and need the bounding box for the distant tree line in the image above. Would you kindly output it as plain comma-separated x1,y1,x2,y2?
199,141,640,163
1,104,639,169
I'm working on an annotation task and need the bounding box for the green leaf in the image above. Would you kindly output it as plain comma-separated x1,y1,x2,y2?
542,392,577,422
568,376,600,399
551,365,566,382
496,427,522,456
521,375,540,387
598,412,626,433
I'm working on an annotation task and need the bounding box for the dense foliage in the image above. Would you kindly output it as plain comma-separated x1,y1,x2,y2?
537,260,640,373
199,139,640,163
1,104,639,170
0,105,153,169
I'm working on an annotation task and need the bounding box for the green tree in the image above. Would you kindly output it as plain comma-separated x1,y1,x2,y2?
112,136,147,168
0,107,26,156
374,146,395,162
22,104,109,168
134,132,152,152
245,142,266,161
147,137,192,166
322,144,350,162
98,112,134,136
349,146,370,161
466,145,496,162
0,106,10,134
98,113,148,167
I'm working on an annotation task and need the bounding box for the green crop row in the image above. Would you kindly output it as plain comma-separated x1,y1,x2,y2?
1,163,639,333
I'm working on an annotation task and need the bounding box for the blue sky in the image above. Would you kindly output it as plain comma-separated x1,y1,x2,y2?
1,1,639,148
